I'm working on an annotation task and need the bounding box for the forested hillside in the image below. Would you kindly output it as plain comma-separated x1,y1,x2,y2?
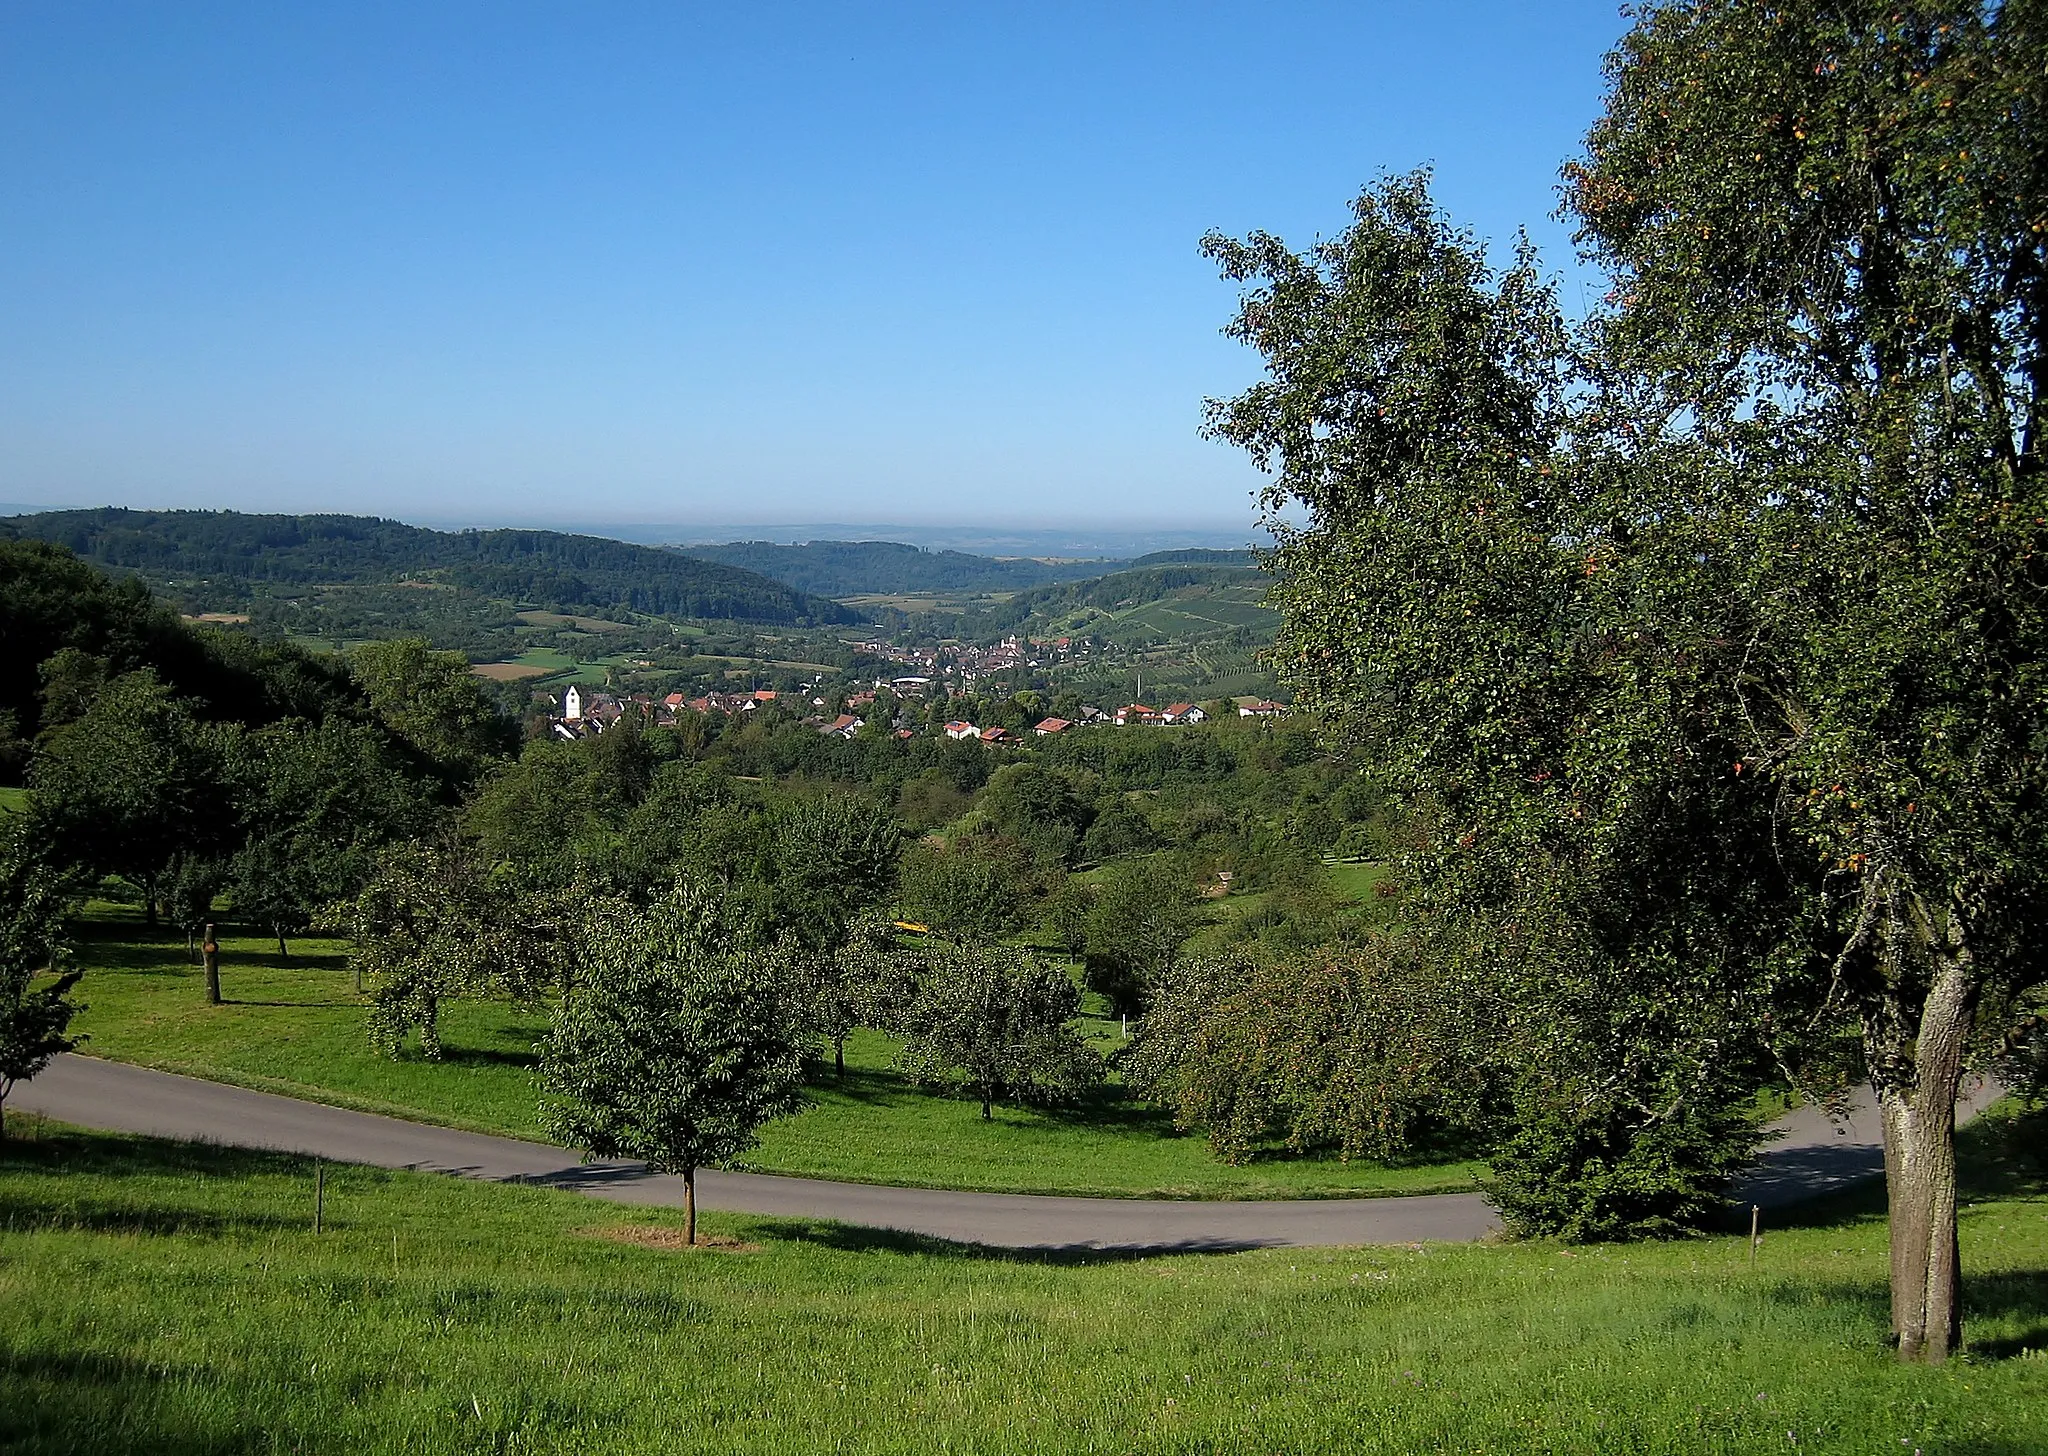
677,539,1122,597
1127,548,1258,568
0,509,860,626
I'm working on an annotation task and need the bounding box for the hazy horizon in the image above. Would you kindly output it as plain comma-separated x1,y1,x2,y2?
1,3,1627,528
0,499,1266,558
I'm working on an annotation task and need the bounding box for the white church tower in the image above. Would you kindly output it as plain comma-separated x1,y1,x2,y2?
563,685,584,721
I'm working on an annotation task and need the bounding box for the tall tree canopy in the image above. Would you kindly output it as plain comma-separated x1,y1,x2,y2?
1206,172,1804,1243
1565,0,2048,1363
1208,0,2048,1363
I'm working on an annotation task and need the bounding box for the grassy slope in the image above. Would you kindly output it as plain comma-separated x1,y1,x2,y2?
1,1106,2042,1455
66,910,1481,1200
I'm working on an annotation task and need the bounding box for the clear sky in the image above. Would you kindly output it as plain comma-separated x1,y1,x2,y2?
0,2,1630,534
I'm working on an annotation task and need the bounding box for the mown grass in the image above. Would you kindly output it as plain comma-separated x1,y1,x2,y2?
0,1106,2043,1455
1322,859,1391,903
67,908,1483,1200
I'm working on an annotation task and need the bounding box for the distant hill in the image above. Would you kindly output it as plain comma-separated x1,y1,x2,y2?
0,509,862,626
1128,548,1259,568
959,562,1277,645
676,539,1125,598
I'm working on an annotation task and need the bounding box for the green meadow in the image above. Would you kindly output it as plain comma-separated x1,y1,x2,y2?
1,1104,2042,1455
64,907,1482,1200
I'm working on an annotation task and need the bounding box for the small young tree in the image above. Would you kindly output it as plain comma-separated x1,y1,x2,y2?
897,942,1103,1119
350,842,553,1060
540,881,808,1244
897,831,1048,940
1130,944,1491,1168
162,852,227,965
1042,879,1096,965
1083,856,1201,1017
228,833,322,961
0,826,85,1138
770,794,903,951
793,916,908,1078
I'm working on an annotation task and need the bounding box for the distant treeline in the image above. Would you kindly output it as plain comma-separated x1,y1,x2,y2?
677,540,1259,599
0,509,862,627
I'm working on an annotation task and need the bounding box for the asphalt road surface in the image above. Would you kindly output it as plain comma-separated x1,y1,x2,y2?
13,1054,2002,1253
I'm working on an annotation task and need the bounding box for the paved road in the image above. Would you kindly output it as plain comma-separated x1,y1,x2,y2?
12,1054,2001,1253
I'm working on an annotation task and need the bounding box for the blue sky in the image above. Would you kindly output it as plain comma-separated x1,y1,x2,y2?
0,2,1630,535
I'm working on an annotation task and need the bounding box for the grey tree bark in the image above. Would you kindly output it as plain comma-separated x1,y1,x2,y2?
1869,921,1977,1364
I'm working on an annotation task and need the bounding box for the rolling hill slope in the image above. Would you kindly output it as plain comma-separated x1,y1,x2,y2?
1,509,861,626
958,563,1278,645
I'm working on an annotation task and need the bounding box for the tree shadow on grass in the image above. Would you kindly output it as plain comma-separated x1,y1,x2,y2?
0,1127,297,1182
218,998,350,1009
0,1349,266,1456
1961,1270,2048,1360
1958,1101,2048,1201
1764,1268,2048,1364
432,1044,540,1071
742,1215,1276,1265
0,1131,314,1239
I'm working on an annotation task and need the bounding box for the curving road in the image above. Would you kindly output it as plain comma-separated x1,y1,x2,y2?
11,1054,2002,1253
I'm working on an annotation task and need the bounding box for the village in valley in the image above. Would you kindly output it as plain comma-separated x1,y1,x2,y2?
5,3,2043,1451
549,673,1287,745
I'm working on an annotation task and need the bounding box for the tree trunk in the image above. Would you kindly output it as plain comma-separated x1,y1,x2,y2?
1872,943,1976,1364
142,879,158,926
834,1035,846,1078
981,1087,992,1120
684,1166,697,1246
186,929,196,964
276,925,289,960
420,993,441,1061
202,924,221,1006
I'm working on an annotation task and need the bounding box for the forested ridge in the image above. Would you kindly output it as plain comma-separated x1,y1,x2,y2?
0,508,861,626
676,542,1260,600
677,539,1120,597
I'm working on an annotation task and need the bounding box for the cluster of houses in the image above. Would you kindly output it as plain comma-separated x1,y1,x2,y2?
549,682,1285,743
855,635,1089,691
934,697,1285,744
550,683,780,739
